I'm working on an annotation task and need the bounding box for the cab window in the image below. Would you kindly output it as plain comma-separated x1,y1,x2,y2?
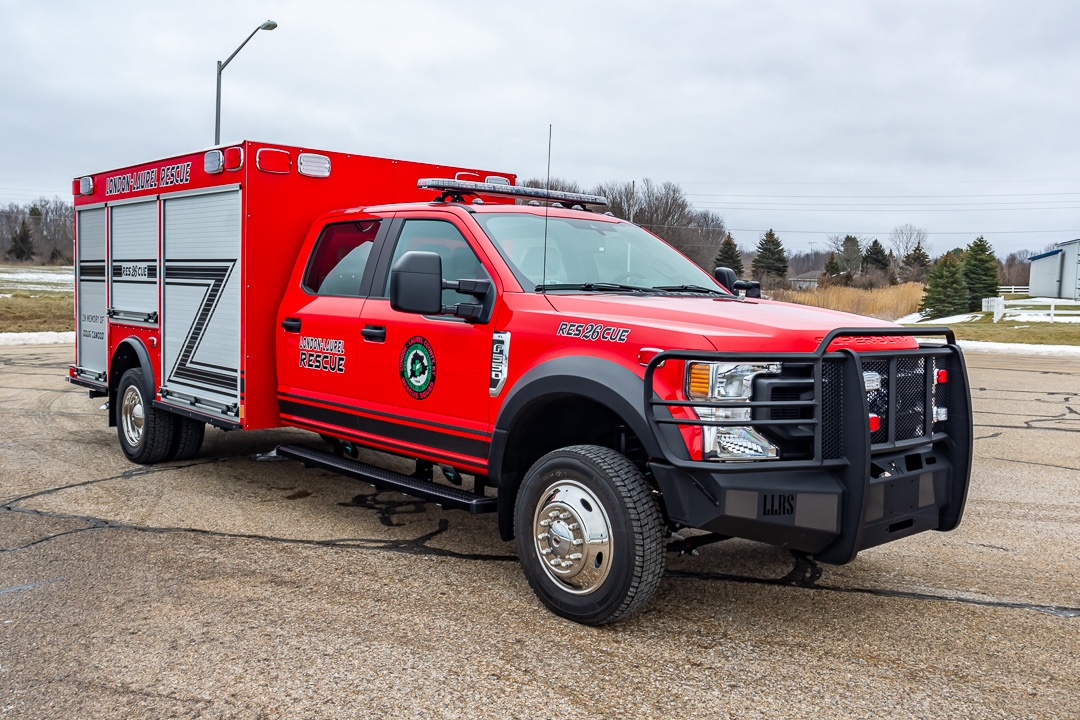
303,221,381,296
382,219,489,305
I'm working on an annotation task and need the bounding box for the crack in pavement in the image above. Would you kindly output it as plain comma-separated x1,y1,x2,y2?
986,456,1080,472
665,561,1080,619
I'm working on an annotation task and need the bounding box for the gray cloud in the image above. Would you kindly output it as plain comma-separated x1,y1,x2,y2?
1,0,1077,254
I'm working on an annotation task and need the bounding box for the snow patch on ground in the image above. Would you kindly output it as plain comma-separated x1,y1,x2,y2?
898,312,980,325
0,331,76,346
958,340,1080,357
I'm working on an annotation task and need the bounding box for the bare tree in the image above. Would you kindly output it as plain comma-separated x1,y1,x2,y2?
1000,250,1032,287
889,223,929,258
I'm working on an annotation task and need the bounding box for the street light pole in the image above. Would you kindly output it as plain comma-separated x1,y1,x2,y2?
214,20,277,146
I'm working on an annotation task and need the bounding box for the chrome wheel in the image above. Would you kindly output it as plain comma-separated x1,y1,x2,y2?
532,478,613,595
120,384,145,448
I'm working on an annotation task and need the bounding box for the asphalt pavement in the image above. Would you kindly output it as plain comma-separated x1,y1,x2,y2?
1,345,1077,719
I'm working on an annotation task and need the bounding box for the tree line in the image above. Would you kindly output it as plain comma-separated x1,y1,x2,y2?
2,197,74,264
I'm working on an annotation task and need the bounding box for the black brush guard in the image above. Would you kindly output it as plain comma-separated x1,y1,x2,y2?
643,327,973,564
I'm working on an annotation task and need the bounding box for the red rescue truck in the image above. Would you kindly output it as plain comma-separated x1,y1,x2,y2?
71,142,972,624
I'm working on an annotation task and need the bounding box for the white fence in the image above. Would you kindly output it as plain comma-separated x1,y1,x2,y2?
982,296,1005,322
999,285,1029,294
984,295,1080,323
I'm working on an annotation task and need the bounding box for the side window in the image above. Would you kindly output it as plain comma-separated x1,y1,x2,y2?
303,221,381,296
383,219,489,305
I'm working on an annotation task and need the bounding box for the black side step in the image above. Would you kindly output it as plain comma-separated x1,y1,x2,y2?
276,444,497,514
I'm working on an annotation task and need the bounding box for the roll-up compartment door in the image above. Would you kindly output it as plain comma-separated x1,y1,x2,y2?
109,200,159,323
75,208,108,381
161,189,241,416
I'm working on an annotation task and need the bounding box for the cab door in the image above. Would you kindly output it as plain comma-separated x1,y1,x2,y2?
351,214,497,472
276,218,384,426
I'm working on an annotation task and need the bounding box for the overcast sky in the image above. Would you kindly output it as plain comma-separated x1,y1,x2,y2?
2,0,1078,255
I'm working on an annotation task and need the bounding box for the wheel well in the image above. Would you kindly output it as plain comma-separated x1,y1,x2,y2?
107,342,148,427
495,394,649,540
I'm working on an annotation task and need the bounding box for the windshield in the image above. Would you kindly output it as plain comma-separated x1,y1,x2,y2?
473,213,729,294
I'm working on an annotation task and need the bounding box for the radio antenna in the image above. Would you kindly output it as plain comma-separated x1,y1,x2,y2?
542,124,552,293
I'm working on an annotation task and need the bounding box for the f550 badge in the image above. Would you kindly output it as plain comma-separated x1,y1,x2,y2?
556,322,631,343
400,336,436,400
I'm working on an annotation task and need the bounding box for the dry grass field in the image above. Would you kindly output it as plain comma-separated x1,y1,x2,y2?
771,282,925,321
0,292,74,333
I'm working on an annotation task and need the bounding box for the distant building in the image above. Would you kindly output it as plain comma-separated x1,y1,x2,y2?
789,271,822,290
1029,239,1080,299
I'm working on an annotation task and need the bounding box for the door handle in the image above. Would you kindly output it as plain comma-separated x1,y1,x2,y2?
281,317,302,333
361,325,386,342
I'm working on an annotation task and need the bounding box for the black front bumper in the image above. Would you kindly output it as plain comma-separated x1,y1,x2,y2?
644,328,973,565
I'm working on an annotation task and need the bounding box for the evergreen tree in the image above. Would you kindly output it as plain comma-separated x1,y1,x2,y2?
920,256,969,319
821,253,841,286
862,238,890,272
713,232,744,277
902,242,931,283
961,235,1000,311
6,219,34,261
838,235,863,275
751,229,788,281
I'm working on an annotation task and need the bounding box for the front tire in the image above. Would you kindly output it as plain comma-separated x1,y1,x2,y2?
514,445,665,625
116,368,175,464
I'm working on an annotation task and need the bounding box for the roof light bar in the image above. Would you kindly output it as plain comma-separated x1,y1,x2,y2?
417,178,609,207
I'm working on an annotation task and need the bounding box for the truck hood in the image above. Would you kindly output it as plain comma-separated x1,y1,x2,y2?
545,293,914,352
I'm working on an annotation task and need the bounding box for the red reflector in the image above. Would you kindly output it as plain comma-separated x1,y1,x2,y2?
223,146,243,171
868,414,881,432
637,348,664,367
71,179,81,196
936,369,948,383
256,148,291,174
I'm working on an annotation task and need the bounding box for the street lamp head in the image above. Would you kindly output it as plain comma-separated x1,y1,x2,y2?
260,20,278,30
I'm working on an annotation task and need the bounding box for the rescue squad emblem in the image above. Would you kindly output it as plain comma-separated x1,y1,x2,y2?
399,336,436,400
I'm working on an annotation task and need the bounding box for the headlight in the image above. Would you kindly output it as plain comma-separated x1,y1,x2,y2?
685,362,781,461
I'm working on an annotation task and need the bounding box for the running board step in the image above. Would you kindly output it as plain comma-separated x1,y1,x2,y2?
276,444,497,514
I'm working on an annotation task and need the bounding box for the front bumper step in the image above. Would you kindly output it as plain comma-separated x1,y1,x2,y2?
277,444,497,514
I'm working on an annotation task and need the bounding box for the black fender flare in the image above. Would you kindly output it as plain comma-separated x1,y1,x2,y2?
489,355,667,540
107,337,154,427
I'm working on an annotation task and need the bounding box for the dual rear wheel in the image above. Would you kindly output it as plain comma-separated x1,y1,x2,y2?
116,368,204,464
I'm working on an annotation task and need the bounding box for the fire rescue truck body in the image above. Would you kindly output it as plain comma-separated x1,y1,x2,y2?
71,144,972,625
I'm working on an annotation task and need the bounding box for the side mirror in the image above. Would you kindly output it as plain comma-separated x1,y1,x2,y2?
734,280,762,299
390,250,494,321
390,251,443,315
713,267,738,293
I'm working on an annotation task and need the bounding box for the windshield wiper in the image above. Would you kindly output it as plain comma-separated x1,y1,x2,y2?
652,284,731,296
535,282,657,293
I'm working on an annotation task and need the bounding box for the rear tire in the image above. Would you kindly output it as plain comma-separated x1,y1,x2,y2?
116,368,175,464
514,444,665,625
167,417,205,461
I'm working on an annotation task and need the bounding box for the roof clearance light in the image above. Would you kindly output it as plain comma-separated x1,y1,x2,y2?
297,153,331,178
256,148,291,174
223,146,244,171
204,150,225,174
485,176,511,185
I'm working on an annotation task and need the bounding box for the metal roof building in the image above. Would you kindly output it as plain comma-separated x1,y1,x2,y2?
1029,239,1080,299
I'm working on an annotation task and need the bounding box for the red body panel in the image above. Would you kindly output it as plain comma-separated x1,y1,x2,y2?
72,142,515,429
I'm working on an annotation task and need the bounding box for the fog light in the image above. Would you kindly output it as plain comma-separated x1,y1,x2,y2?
934,407,948,422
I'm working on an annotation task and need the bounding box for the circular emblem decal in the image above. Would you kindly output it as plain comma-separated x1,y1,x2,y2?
399,336,436,400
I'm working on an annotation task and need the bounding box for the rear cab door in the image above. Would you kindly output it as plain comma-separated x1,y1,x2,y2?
276,213,386,416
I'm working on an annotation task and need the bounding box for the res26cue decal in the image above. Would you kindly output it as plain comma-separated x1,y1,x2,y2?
399,336,436,400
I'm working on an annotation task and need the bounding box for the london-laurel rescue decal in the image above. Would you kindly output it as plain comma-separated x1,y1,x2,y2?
399,336,436,400
299,336,346,373
105,161,192,197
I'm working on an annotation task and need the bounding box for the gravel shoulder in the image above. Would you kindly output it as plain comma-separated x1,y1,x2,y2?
1,345,1078,719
